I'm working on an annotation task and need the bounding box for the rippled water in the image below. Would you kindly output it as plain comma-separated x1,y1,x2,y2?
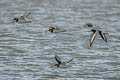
0,0,120,80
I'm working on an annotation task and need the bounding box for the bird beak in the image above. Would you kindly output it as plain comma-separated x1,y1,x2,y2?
87,30,92,32
11,19,15,23
45,29,49,32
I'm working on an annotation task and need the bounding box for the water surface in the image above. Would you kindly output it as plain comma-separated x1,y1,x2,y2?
0,0,120,80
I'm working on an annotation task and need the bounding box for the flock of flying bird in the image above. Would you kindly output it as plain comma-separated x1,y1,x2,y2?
11,12,108,68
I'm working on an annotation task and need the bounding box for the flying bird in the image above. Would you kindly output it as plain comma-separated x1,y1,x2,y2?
88,29,107,47
45,26,66,33
53,55,73,68
11,12,31,23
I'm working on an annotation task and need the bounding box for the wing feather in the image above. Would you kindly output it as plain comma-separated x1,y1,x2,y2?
99,31,107,43
65,59,73,63
55,55,62,64
90,32,98,47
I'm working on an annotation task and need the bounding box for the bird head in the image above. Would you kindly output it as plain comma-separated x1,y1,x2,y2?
11,18,19,23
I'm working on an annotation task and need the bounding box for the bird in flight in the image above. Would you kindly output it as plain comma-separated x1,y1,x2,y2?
53,55,73,68
88,29,108,47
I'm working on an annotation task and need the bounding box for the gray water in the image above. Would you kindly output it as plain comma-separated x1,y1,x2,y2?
0,0,120,80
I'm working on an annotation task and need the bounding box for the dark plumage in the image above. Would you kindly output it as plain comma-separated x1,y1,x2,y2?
55,55,62,68
12,18,19,22
48,27,55,33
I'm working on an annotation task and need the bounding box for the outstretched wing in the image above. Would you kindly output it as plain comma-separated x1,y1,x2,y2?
55,55,62,64
60,28,66,32
90,32,98,47
99,31,107,43
24,12,31,18
65,59,73,63
19,12,31,21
